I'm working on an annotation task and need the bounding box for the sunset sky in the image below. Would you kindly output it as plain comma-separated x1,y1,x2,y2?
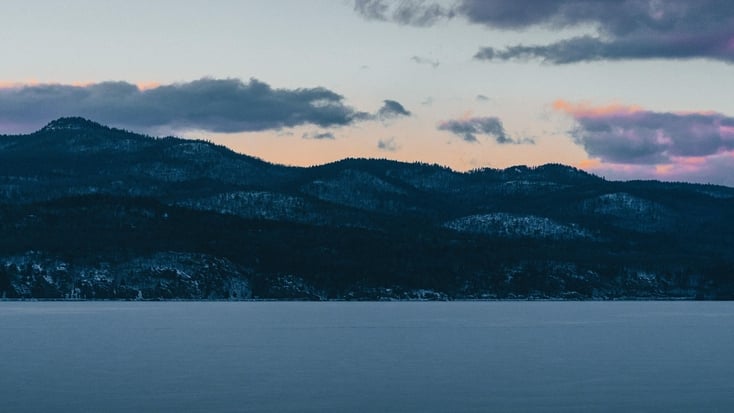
1,0,733,185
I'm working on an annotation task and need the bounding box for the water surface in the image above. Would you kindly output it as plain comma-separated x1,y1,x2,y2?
1,301,733,412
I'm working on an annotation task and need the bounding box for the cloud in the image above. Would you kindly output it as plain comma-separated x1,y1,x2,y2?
411,56,440,68
354,0,453,27
476,94,490,101
377,137,399,152
376,100,412,120
475,33,734,64
580,152,734,187
559,100,734,185
302,131,336,140
437,116,532,144
556,100,734,164
467,0,734,63
0,78,373,134
457,0,734,34
353,0,734,63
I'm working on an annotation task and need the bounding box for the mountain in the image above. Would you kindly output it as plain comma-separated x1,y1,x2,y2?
1,118,733,300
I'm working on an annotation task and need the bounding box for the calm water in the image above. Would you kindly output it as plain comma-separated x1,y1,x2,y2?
1,301,733,412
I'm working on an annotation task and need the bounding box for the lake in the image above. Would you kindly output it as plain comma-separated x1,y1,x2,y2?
1,301,733,412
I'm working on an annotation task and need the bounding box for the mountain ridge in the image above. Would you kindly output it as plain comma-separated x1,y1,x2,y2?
1,118,733,300
7,117,733,190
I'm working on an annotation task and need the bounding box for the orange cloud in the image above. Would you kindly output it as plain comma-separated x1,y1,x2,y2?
70,81,94,88
136,82,161,91
673,109,720,116
0,80,161,91
554,99,730,119
655,164,674,174
672,156,708,166
552,99,643,117
0,80,41,89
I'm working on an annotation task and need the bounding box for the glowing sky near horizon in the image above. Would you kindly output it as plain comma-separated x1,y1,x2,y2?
1,0,733,186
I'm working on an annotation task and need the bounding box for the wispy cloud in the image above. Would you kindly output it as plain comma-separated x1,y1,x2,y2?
354,0,453,27
377,137,400,152
411,55,440,68
437,116,534,144
302,131,336,140
0,78,375,134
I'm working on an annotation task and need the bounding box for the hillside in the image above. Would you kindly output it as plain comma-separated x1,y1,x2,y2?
1,118,733,300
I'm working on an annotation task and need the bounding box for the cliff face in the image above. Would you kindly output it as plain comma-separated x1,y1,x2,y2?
1,118,733,300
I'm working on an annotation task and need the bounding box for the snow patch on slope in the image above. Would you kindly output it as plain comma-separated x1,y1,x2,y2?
180,191,317,221
444,213,592,240
581,192,674,232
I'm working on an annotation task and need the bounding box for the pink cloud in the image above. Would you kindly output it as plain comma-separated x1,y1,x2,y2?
558,101,734,186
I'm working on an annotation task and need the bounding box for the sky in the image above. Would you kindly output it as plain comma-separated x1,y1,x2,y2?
1,0,733,186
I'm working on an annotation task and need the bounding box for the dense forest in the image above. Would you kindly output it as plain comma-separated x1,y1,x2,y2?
1,118,733,300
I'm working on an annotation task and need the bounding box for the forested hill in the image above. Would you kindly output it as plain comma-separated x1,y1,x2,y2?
1,117,733,300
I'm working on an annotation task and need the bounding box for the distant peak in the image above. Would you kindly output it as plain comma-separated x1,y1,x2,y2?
41,117,107,132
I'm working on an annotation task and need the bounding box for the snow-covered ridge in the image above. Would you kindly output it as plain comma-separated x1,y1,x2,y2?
444,213,592,240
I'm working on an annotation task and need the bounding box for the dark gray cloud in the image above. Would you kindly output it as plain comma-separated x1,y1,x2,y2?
411,55,440,68
376,100,412,120
437,116,532,144
458,0,734,35
298,98,413,139
377,137,399,152
467,0,734,63
355,0,734,63
354,0,453,27
566,109,734,164
0,78,373,134
302,131,336,140
475,32,734,64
